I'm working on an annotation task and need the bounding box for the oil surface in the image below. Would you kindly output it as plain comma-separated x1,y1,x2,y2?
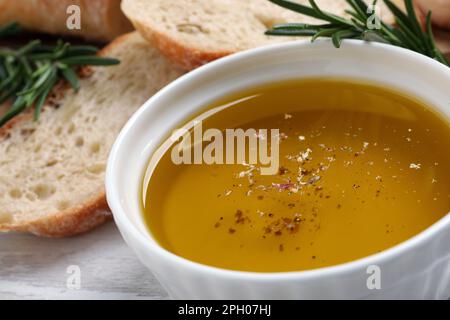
143,80,450,272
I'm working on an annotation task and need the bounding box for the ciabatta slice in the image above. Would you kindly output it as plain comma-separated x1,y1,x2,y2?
122,0,404,70
0,32,184,237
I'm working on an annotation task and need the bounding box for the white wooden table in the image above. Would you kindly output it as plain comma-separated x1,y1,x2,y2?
0,222,169,300
2,221,449,300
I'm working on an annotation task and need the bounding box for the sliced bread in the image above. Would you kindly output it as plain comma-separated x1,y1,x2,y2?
0,32,184,237
121,0,405,70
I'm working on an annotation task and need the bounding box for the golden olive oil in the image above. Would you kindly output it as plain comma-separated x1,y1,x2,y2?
143,80,450,272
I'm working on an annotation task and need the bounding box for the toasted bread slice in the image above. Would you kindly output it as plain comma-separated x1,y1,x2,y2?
0,32,184,237
0,0,133,41
122,0,405,70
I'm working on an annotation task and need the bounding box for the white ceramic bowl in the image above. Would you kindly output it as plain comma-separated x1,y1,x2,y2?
106,40,450,299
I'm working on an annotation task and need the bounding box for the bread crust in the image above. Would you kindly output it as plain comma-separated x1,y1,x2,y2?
1,193,112,237
0,0,133,41
0,33,136,237
131,20,232,70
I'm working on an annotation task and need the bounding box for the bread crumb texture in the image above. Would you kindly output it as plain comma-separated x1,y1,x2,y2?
0,32,184,236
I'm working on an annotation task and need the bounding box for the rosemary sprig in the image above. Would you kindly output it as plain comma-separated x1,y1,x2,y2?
266,0,449,66
0,22,120,128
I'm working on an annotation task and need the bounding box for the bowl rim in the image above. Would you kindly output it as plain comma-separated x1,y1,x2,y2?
106,39,450,280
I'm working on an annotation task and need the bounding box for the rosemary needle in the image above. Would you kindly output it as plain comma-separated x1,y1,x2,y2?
0,22,120,128
266,0,449,67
